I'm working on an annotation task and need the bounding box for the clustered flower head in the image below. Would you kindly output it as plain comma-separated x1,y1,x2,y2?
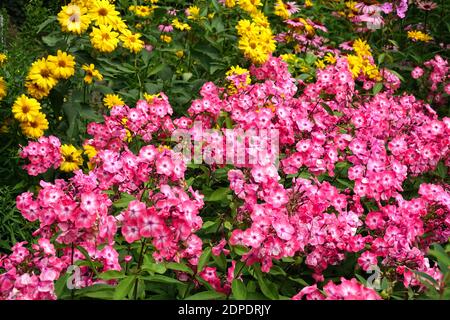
19,136,62,176
184,55,449,287
0,240,68,300
58,0,145,54
292,278,381,300
235,2,276,65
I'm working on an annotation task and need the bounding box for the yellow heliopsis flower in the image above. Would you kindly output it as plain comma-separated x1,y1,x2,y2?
315,59,326,69
160,35,172,43
236,19,276,64
60,144,84,172
103,94,125,108
305,0,313,8
324,53,337,64
25,81,51,100
57,4,91,34
225,0,236,8
353,38,372,57
47,50,76,79
238,0,262,14
187,5,201,20
109,16,128,32
0,77,6,101
274,0,291,19
89,0,120,26
130,5,154,17
175,50,184,58
172,18,191,31
407,30,432,42
82,64,103,84
12,95,41,122
90,24,119,53
20,112,48,138
83,144,97,160
27,58,58,92
0,53,7,65
143,93,158,103
119,29,144,53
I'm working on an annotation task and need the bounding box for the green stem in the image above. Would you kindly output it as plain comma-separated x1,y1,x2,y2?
133,240,146,300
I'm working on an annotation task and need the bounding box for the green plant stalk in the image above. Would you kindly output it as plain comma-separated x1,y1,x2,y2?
133,239,147,300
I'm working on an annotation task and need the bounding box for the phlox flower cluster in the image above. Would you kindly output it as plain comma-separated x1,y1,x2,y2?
4,51,449,300
0,240,68,300
292,277,381,300
19,135,62,176
415,55,450,106
182,55,449,288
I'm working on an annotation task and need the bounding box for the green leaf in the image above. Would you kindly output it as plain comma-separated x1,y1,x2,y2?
143,256,167,274
232,279,247,300
147,64,168,77
233,245,249,256
205,187,230,202
113,193,136,209
54,272,70,299
165,262,194,275
197,247,212,273
37,17,56,34
288,277,309,287
435,161,447,179
185,290,226,300
253,266,279,300
429,244,450,272
212,252,227,271
372,82,383,95
140,275,184,285
320,102,334,115
113,276,136,300
76,245,99,277
99,270,126,280
41,34,60,47
75,284,115,300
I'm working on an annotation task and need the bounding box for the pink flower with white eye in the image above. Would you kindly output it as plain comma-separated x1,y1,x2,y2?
80,192,98,213
292,284,324,300
38,238,55,256
357,251,378,271
138,208,164,238
156,156,174,176
365,211,384,230
126,200,147,220
251,165,267,184
348,139,368,156
272,218,295,241
296,118,314,132
122,219,141,243
229,230,245,246
243,229,264,248
139,145,158,162
348,165,365,181
296,139,311,153
39,268,59,282
411,67,424,79
212,239,230,256
54,199,77,222
75,209,96,229
266,186,289,208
